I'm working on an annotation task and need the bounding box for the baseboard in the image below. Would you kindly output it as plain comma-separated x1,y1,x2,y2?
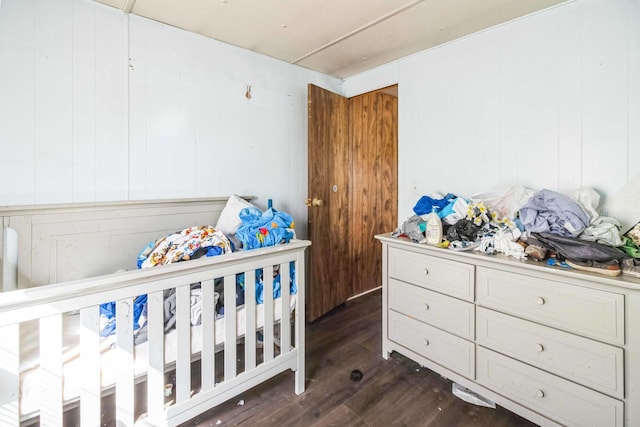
347,285,382,301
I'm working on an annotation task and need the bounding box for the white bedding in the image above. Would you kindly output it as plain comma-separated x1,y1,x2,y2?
19,296,296,417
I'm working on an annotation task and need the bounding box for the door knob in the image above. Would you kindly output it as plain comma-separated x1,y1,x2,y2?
305,198,323,207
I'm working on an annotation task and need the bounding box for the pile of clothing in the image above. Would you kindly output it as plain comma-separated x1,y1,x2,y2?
394,186,640,278
100,204,298,344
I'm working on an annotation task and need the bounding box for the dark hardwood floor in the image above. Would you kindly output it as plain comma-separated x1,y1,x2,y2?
180,290,539,427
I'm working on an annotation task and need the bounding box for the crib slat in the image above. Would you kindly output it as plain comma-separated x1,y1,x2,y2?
80,307,101,426
280,262,291,353
39,314,63,426
116,298,135,426
147,290,165,421
176,285,191,403
223,275,236,380
263,266,274,362
201,279,216,391
244,271,256,371
0,324,19,425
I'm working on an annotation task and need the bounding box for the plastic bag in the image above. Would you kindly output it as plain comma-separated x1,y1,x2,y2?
580,216,623,247
446,219,480,242
471,185,534,220
569,186,600,220
451,383,495,409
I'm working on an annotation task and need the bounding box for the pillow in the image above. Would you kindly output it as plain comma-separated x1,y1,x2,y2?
215,194,255,235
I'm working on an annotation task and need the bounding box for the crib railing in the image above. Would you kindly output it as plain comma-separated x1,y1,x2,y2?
0,239,309,427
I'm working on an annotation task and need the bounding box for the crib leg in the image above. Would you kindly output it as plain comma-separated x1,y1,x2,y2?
295,361,305,395
294,318,305,394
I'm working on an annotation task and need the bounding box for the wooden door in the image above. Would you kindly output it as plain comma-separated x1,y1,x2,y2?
307,84,351,322
349,91,398,297
307,84,398,321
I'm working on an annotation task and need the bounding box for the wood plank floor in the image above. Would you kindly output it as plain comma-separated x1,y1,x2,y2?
180,290,539,427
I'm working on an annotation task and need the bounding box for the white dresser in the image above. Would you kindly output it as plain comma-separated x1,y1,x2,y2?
376,233,640,427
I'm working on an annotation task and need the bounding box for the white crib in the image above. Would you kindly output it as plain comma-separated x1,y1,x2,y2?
0,198,309,426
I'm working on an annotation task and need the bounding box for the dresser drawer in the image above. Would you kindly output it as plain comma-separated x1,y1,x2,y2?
388,247,474,301
388,310,474,378
389,278,474,340
477,307,623,399
477,347,623,427
476,267,624,345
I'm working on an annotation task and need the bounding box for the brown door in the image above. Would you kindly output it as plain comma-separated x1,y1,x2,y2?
307,84,351,322
349,90,398,297
307,84,397,322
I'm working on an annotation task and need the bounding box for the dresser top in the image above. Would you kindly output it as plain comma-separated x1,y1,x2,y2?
376,233,640,292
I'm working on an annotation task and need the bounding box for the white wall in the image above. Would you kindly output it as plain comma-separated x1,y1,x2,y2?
0,0,342,239
0,0,129,205
3,0,638,233
344,0,640,222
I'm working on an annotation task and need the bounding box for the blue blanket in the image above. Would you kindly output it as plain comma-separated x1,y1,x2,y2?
236,207,295,249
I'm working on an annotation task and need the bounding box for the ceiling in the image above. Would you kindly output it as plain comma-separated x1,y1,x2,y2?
94,0,568,79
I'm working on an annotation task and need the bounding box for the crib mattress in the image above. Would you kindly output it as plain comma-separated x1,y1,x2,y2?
19,296,296,417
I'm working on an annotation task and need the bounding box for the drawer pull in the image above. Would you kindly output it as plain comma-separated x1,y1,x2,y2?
535,343,544,353
535,389,545,398
534,296,546,305
424,338,430,346
424,303,430,311
424,268,429,276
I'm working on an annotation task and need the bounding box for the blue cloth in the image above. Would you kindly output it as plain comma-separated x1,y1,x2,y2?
235,262,297,305
413,193,456,216
99,295,147,337
236,207,295,249
255,263,297,304
438,197,462,219
206,246,224,257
